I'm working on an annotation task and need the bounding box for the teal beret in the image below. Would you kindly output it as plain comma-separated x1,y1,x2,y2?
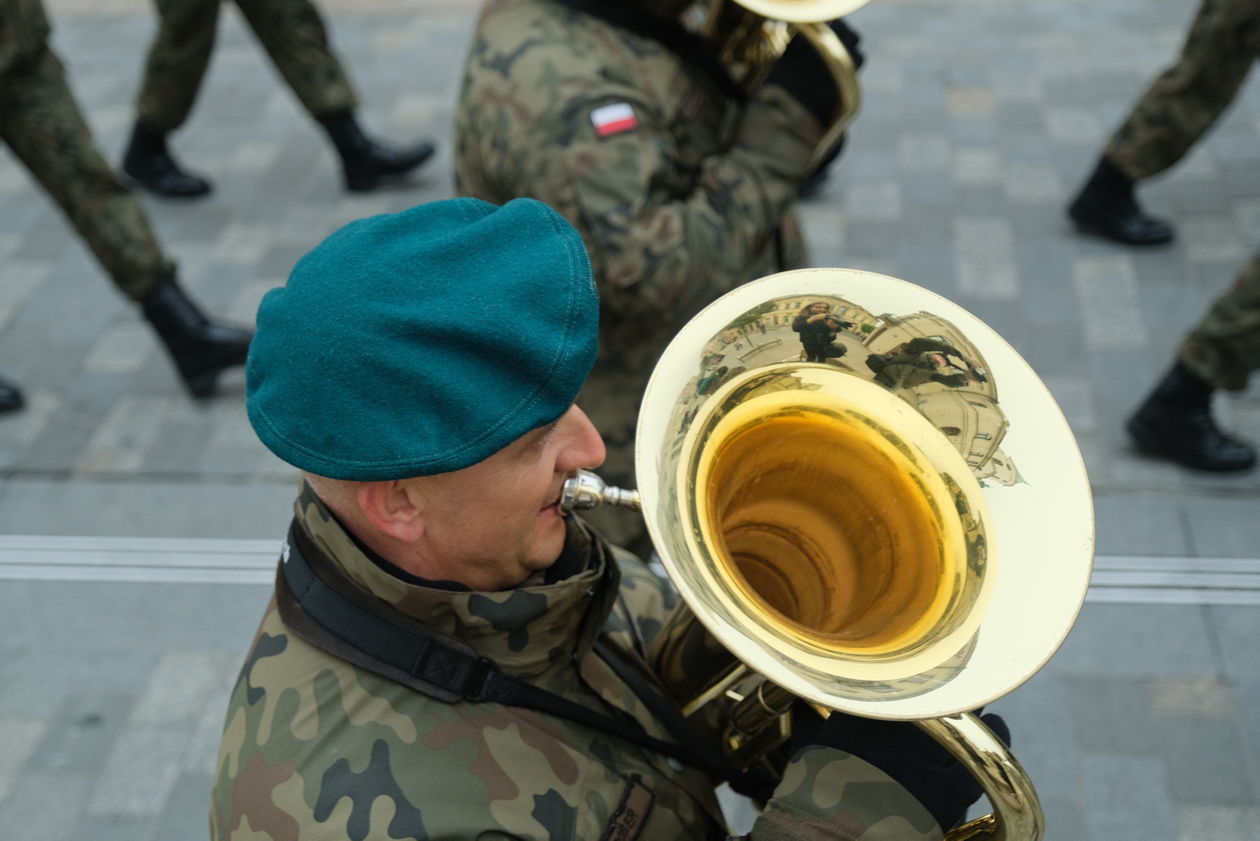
245,197,599,480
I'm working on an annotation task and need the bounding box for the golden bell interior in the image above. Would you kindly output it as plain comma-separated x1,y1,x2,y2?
681,365,993,690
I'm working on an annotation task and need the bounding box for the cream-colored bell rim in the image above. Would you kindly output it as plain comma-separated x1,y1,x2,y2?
730,0,873,23
635,268,1095,720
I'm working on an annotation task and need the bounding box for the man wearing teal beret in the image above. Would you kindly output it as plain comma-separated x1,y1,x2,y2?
210,197,984,841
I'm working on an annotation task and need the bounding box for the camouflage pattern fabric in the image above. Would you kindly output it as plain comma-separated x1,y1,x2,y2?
1179,252,1260,391
1105,0,1260,181
210,481,943,841
0,0,172,301
136,0,358,131
453,0,819,546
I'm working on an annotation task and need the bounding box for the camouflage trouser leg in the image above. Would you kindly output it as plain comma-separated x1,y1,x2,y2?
1179,253,1260,391
234,0,357,119
1105,0,1260,181
135,0,221,131
576,360,652,554
1,45,173,300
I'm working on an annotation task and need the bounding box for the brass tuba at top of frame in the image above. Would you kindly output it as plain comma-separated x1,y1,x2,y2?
701,0,869,170
563,268,1095,841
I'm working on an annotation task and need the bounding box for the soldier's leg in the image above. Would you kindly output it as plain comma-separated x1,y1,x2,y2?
1,46,171,300
1069,0,1259,246
234,0,434,192
1105,0,1260,181
1178,253,1260,392
1,43,252,397
1127,255,1260,471
123,0,221,197
135,0,221,132
232,0,355,118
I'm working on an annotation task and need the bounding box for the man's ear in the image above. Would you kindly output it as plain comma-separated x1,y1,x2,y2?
356,480,426,543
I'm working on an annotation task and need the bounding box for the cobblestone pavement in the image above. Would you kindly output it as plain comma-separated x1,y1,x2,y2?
0,1,1258,840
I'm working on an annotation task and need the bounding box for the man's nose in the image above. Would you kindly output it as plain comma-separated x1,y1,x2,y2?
563,405,606,470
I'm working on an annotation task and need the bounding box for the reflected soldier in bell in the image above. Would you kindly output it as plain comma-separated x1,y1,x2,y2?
793,301,852,362
866,337,987,391
121,0,435,197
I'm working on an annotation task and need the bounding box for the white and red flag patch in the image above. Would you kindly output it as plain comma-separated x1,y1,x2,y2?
591,102,639,138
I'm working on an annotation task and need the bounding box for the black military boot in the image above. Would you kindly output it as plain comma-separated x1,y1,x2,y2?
1126,361,1256,472
141,276,253,398
122,120,213,198
318,110,435,193
0,374,24,414
1067,156,1173,246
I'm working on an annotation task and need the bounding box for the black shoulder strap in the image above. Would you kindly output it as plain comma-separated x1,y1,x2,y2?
275,522,753,788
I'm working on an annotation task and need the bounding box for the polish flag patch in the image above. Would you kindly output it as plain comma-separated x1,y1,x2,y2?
591,102,639,138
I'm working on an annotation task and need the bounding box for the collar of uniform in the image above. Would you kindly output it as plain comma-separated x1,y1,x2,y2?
292,481,618,680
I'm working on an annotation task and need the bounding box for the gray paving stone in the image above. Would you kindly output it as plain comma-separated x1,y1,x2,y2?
63,815,157,841
130,651,239,727
87,725,193,817
0,769,94,841
954,215,1019,299
1176,805,1260,841
183,684,237,777
1038,792,1091,841
1053,603,1217,676
26,691,133,776
1148,676,1236,717
149,773,215,841
1234,680,1260,778
137,405,217,476
0,580,269,657
1182,497,1260,558
1156,716,1258,805
1072,254,1147,350
14,411,109,474
0,646,72,718
1208,606,1260,682
1080,756,1175,841
1062,676,1159,756
0,716,48,800
76,396,177,474
1090,493,1190,557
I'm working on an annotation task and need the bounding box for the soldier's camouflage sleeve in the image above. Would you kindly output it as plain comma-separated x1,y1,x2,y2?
455,0,821,326
555,84,820,324
750,746,943,841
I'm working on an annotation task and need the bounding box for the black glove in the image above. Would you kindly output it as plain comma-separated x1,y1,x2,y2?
803,710,1010,830
764,18,865,127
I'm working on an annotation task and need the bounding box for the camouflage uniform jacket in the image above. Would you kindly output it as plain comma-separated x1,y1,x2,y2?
211,483,943,841
454,0,817,358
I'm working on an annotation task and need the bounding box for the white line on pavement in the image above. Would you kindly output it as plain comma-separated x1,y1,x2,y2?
0,536,1258,605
